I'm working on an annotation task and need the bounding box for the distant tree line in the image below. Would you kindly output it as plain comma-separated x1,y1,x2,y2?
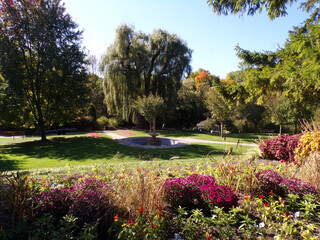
1,0,320,140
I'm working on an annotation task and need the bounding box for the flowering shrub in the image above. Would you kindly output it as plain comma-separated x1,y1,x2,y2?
187,174,216,187
199,183,238,211
69,178,113,226
295,130,320,165
33,187,73,220
162,177,201,210
279,178,317,197
256,170,284,196
163,174,237,212
259,134,301,162
32,178,113,227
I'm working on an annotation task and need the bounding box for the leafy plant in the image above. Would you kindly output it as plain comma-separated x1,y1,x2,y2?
162,177,202,211
32,178,114,229
279,178,317,197
6,172,31,222
199,183,239,211
32,186,74,220
256,170,284,196
259,134,301,162
295,121,320,165
187,173,216,186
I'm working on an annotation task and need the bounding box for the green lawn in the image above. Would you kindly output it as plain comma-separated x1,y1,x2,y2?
115,129,271,143
0,133,251,171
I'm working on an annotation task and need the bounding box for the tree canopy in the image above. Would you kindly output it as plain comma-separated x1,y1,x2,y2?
100,24,192,123
134,94,165,133
206,0,320,21
230,20,320,132
0,0,88,140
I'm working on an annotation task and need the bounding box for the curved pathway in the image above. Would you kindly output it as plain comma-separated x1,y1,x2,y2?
102,131,257,147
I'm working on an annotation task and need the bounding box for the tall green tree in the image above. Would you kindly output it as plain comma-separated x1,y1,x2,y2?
100,24,192,123
0,0,88,140
174,78,207,129
205,86,234,137
234,21,320,132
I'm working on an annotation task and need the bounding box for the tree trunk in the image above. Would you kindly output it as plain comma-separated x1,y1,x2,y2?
36,104,47,141
279,124,282,136
153,119,156,134
39,118,47,141
220,122,223,138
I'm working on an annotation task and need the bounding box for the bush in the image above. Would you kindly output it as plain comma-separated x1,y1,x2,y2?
70,178,113,226
32,178,114,227
279,178,317,197
97,116,109,130
256,170,284,196
295,130,320,165
32,187,73,220
187,174,216,187
162,174,238,212
162,177,201,211
259,134,301,162
199,183,239,211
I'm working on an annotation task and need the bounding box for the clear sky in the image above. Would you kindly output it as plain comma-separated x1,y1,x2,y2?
62,0,309,79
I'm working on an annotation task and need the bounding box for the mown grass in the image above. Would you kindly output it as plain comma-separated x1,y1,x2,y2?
0,133,251,171
115,129,271,143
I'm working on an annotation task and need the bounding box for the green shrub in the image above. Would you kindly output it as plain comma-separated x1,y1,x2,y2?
97,116,109,130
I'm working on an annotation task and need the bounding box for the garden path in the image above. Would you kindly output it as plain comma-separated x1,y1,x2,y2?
102,131,257,147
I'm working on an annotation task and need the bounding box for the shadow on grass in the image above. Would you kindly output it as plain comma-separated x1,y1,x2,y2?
0,136,240,170
0,158,24,171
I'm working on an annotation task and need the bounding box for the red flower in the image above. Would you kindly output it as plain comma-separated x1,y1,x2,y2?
244,195,249,201
264,202,269,207
269,189,273,195
114,214,119,222
206,233,211,240
259,195,265,199
158,211,162,219
139,206,144,213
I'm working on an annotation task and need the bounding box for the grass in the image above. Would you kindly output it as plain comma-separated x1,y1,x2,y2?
114,129,271,143
0,133,251,171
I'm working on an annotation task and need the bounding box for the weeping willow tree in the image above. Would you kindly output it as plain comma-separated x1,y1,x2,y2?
100,24,192,122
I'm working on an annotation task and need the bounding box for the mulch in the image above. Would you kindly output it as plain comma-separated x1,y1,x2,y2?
88,132,103,137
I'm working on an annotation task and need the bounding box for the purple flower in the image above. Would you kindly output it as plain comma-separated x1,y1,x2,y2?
280,178,317,197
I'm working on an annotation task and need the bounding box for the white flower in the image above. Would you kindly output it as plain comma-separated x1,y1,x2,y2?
259,222,265,228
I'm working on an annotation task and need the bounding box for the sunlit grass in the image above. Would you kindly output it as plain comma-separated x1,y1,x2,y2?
0,133,251,171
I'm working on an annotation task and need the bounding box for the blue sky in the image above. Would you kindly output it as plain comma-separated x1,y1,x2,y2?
62,0,309,78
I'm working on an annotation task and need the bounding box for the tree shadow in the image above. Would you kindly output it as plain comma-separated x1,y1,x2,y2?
0,136,241,170
0,159,24,171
